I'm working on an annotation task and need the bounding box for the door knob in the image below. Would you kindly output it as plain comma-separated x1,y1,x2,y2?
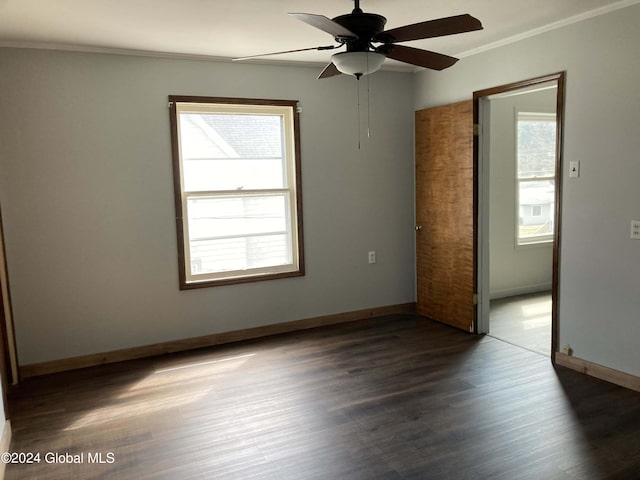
415,225,423,231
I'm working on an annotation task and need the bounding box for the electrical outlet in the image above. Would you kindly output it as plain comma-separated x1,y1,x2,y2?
368,251,376,264
631,220,640,240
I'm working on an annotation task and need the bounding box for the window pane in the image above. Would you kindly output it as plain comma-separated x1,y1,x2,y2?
518,180,555,240
187,194,292,275
179,112,285,191
187,195,289,240
189,234,291,275
517,118,556,178
183,159,285,191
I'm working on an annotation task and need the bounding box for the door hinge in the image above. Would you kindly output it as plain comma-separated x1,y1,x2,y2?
473,124,480,136
473,294,479,305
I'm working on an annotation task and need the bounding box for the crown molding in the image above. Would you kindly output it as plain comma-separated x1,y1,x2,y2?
455,0,640,58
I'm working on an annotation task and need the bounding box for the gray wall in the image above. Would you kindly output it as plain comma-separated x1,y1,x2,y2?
415,4,640,376
0,48,416,365
489,88,556,298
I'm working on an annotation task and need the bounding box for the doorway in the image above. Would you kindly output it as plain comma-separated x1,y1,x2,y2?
474,73,565,358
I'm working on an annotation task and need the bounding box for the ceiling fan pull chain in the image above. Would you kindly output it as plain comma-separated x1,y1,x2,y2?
357,76,361,150
367,54,371,139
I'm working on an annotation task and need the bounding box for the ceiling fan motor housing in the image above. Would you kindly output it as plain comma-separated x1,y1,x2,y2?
332,12,387,51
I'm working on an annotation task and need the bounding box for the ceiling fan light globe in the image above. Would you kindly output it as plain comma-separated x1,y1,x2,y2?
331,51,385,77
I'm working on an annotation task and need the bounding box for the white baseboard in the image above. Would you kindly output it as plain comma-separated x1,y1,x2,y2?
490,283,552,300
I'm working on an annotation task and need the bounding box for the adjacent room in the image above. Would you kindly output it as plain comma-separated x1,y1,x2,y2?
0,0,639,478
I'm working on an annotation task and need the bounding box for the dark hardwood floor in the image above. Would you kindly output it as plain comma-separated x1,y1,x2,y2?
5,315,640,479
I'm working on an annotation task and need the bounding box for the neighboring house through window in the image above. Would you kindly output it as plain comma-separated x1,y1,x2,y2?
516,112,557,245
169,96,304,288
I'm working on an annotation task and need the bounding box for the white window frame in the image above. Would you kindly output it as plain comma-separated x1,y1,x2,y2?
169,96,304,289
515,111,557,246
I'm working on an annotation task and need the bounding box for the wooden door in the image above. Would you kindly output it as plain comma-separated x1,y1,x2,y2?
415,100,475,332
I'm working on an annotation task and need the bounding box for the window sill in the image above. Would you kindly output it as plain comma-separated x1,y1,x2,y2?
516,237,554,248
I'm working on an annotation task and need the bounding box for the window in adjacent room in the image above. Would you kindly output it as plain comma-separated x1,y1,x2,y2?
168,96,304,289
516,112,557,245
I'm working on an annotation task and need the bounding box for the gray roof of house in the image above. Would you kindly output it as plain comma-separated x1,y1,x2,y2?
202,114,283,158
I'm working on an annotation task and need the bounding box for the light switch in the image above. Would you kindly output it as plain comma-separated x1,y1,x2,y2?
569,161,580,178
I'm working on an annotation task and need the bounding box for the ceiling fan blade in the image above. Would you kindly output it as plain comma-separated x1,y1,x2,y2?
376,14,482,43
383,45,458,71
233,45,338,61
290,13,358,40
318,62,341,79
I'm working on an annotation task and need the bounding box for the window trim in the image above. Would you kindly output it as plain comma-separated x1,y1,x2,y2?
515,111,556,247
168,96,305,289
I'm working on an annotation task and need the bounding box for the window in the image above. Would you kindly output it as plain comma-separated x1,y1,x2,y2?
169,96,304,289
516,112,557,245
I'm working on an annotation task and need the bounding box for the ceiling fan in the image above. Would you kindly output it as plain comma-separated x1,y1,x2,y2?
234,0,483,79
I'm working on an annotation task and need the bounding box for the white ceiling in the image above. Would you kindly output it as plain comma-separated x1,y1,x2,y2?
0,0,636,70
